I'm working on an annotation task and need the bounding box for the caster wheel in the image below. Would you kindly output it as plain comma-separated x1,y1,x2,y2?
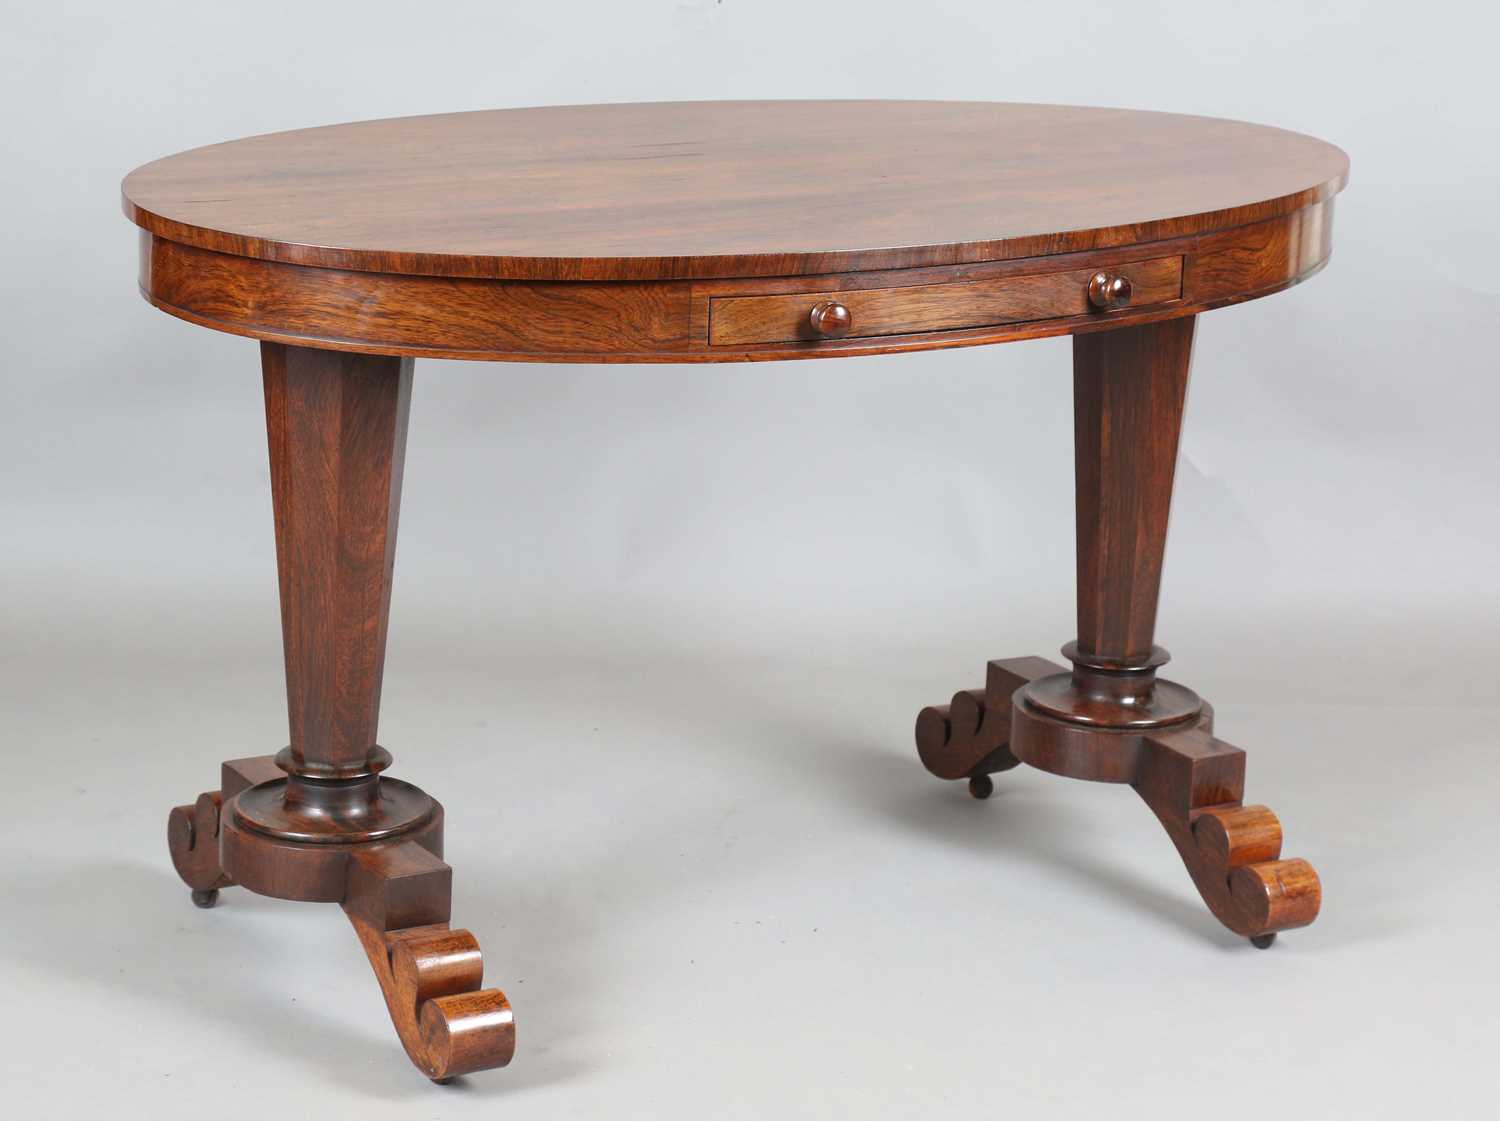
191,888,220,909
1250,933,1276,950
967,773,994,800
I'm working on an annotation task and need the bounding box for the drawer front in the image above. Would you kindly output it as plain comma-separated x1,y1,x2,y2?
709,256,1183,347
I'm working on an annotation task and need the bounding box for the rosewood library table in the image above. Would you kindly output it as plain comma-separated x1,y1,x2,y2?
122,101,1349,1082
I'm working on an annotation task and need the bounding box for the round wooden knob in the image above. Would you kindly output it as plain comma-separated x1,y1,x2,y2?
808,299,853,338
1087,272,1132,310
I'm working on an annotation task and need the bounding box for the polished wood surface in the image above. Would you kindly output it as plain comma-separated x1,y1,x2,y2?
133,101,1347,1083
136,201,1334,362
919,657,1321,942
263,344,410,780
344,842,516,1080
124,101,1345,362
169,755,515,1077
122,101,1346,282
1073,318,1195,666
709,255,1182,346
916,320,1322,944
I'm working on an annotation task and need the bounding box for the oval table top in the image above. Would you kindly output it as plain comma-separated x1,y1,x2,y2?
123,101,1347,362
122,100,1348,283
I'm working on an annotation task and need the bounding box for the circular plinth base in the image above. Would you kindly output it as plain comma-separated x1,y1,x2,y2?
234,777,436,844
1010,696,1144,783
222,796,445,903
1023,672,1202,730
1009,689,1216,784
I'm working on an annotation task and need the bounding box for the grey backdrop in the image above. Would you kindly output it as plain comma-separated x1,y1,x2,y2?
3,2,1497,1118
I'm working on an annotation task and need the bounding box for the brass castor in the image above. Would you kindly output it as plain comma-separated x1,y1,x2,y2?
191,888,219,909
1250,933,1277,949
968,773,994,800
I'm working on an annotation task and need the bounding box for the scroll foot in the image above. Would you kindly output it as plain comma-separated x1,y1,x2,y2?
915,657,1061,797
344,841,515,1080
1136,722,1322,942
914,655,1321,945
166,755,283,899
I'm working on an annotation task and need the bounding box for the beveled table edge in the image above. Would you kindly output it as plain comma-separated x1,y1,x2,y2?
120,100,1349,284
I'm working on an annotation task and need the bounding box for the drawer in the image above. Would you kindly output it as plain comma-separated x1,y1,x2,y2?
708,256,1183,346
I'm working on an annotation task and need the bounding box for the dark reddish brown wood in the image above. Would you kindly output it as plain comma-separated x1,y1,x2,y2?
221,790,443,902
344,843,515,1080
225,344,439,871
1008,694,1149,783
262,342,410,780
709,256,1181,346
216,344,451,908
916,320,1322,944
167,758,514,1079
163,345,515,1080
917,680,1322,941
167,755,285,901
167,792,230,899
140,233,693,361
915,657,1061,786
121,102,1347,283
807,299,853,339
133,101,1346,1082
1072,316,1195,665
173,755,443,905
1187,201,1334,303
1134,722,1321,939
1012,317,1205,755
136,203,1334,363
1087,271,1132,310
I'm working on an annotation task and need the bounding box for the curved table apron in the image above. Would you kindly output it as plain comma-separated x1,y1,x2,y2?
125,100,1349,1084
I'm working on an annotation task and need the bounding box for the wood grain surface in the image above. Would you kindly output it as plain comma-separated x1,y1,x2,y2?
122,100,1348,283
708,256,1182,345
262,343,411,779
137,200,1334,362
143,102,1344,1078
1072,317,1196,665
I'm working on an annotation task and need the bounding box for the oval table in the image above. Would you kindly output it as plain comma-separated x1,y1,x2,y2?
123,100,1349,1082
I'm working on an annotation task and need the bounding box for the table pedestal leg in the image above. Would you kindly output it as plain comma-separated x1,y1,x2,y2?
913,317,1321,946
164,342,514,1079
